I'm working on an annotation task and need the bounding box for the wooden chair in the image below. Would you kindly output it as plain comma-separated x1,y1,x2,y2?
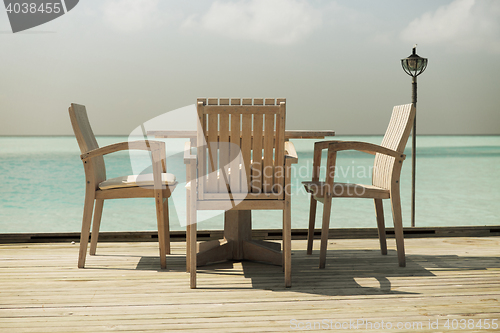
69,103,177,269
184,98,298,288
303,104,415,269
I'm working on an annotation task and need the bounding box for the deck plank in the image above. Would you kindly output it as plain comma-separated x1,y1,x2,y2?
0,238,499,332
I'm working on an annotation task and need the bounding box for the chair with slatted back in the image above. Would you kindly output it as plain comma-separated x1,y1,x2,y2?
69,103,177,269
303,104,415,269
184,98,298,288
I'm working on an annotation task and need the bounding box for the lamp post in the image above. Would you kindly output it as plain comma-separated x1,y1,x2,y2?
401,45,427,228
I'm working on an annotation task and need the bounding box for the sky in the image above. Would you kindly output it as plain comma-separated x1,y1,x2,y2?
0,0,499,135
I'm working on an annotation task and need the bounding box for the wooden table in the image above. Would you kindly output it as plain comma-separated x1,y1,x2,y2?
149,130,335,142
149,130,335,266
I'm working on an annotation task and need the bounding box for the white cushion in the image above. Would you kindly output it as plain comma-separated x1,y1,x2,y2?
99,173,176,190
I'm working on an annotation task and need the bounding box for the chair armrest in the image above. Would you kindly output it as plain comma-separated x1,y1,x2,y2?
309,140,341,181
284,141,298,164
80,140,165,161
308,140,404,183
314,140,342,151
328,141,405,160
184,141,196,165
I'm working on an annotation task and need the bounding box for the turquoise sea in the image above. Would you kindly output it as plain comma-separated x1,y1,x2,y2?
0,136,499,233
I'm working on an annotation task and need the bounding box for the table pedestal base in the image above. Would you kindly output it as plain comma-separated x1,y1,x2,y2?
196,210,283,267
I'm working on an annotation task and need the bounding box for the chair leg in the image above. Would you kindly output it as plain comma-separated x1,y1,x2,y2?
189,207,197,289
89,199,104,256
390,189,406,267
319,195,332,269
163,198,170,255
186,187,191,273
283,197,292,288
374,198,387,255
155,197,167,270
78,190,95,268
306,195,317,255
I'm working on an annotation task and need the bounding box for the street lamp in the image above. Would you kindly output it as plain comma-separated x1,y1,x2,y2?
401,45,428,228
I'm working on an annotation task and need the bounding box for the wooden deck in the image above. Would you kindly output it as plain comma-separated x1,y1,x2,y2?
1,237,499,332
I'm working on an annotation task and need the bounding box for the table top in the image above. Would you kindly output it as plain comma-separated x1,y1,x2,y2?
148,130,335,139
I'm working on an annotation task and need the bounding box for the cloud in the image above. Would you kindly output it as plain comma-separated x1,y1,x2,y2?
401,0,500,53
183,0,321,45
102,0,160,32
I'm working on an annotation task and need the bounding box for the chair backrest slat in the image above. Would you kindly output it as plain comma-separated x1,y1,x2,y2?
207,113,219,193
218,113,230,193
274,99,286,190
241,113,253,191
197,98,286,199
263,113,275,193
196,99,207,199
68,104,106,185
373,104,415,189
230,113,242,193
251,113,264,193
